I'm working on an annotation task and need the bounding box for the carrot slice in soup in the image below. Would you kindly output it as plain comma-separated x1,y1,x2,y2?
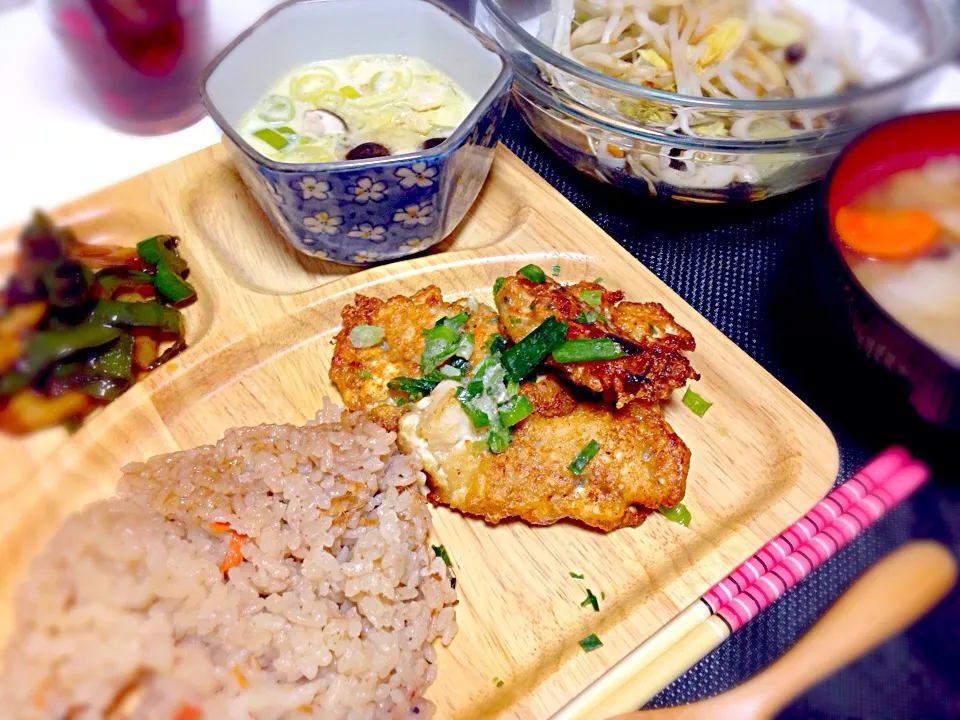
835,206,940,259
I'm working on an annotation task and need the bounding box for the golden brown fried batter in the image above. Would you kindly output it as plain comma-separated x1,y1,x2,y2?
329,287,503,432
495,275,699,408
399,374,689,531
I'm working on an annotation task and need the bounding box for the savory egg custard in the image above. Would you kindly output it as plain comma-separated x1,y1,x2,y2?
239,54,475,163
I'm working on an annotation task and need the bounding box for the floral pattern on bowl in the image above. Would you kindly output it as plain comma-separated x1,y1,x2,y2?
225,92,510,265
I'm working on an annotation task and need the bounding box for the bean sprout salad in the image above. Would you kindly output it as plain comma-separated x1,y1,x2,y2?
537,0,863,197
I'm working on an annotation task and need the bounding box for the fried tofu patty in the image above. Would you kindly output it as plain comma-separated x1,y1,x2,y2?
495,275,699,408
329,287,503,432
398,374,689,531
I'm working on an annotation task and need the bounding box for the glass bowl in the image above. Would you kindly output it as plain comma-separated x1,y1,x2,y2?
478,0,960,203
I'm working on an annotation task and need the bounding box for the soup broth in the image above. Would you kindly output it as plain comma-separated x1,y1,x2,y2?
839,157,960,364
239,55,475,163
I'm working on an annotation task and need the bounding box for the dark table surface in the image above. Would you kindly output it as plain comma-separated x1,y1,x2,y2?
495,106,960,720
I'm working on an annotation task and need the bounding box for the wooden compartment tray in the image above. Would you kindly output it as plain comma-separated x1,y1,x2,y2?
0,144,838,719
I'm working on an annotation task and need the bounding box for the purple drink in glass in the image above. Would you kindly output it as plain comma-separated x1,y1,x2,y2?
50,0,210,134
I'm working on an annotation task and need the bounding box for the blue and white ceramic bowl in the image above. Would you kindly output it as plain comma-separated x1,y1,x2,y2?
199,0,512,266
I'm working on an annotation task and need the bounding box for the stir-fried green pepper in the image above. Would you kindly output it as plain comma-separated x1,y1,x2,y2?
136,236,196,305
0,325,123,396
94,269,156,298
89,299,183,335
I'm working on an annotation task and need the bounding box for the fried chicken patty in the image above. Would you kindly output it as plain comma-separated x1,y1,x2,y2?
494,275,699,408
329,287,503,432
398,374,689,531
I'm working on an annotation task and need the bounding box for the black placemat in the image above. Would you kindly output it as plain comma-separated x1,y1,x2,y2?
497,106,960,720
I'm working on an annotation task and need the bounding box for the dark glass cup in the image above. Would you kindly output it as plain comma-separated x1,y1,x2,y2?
49,0,210,135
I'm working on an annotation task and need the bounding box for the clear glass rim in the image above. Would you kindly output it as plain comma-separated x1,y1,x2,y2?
480,0,959,112
513,71,860,152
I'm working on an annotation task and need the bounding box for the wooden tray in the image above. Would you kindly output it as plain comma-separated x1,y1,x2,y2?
0,144,838,719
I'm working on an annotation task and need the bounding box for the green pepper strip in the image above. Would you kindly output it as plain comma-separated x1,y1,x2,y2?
501,317,568,383
137,236,187,273
94,269,156,298
136,236,196,305
0,325,123,396
89,299,183,336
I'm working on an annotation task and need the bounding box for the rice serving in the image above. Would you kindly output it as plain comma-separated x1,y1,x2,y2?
0,404,457,720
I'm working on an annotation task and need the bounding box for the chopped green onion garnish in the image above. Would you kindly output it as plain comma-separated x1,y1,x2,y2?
581,589,600,612
579,289,602,307
573,310,601,325
358,370,373,379
659,503,692,527
388,376,438,400
349,324,384,348
648,322,658,335
455,385,490,428
455,332,475,359
499,394,533,427
552,338,624,364
682,388,713,417
421,313,470,373
518,264,546,283
568,439,600,475
493,277,505,296
593,277,603,283
394,396,407,406
579,634,603,653
569,571,584,579
432,544,453,567
253,127,291,151
509,318,521,325
501,317,568,383
487,334,508,355
551,264,561,275
487,426,511,454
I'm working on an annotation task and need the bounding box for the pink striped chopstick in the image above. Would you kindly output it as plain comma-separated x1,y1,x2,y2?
715,459,929,631
552,452,929,719
703,446,912,613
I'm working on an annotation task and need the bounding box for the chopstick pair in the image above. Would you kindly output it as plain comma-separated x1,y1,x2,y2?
553,447,930,720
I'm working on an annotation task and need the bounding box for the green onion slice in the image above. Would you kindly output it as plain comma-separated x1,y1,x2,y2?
579,289,602,307
569,571,584,579
573,310,601,325
568,439,600,475
387,376,438,400
499,394,533,427
432,544,453,567
659,503,692,527
552,338,624,364
581,589,600,612
551,264,561,275
348,324,384,348
253,127,291,151
682,388,713,417
579,633,603,653
518,264,546,283
501,317,568,383
493,277,505,296
487,426,511,454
